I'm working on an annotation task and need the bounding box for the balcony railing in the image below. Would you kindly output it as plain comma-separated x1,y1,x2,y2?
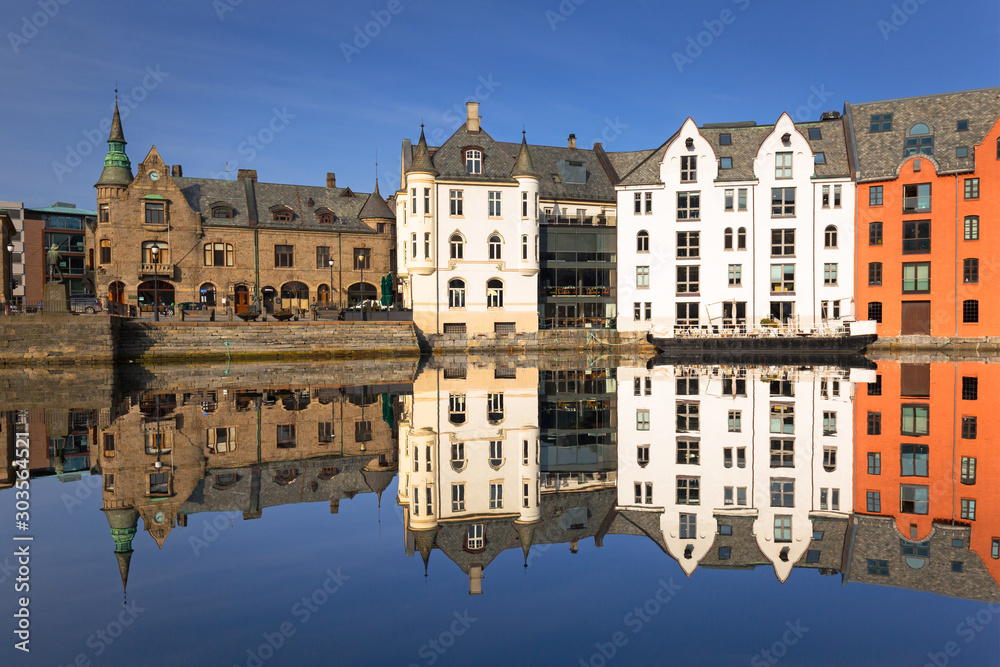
540,286,613,298
140,262,173,277
542,215,608,226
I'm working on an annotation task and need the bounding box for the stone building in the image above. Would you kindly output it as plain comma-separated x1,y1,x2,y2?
89,102,396,313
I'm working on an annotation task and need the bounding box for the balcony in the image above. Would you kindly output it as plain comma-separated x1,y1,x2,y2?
542,215,608,226
540,286,613,298
140,263,173,277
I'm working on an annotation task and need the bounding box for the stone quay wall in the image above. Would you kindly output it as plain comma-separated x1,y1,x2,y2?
419,328,656,356
0,314,120,365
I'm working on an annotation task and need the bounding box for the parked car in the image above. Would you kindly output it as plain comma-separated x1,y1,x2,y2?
70,294,102,314
349,299,388,311
176,302,208,312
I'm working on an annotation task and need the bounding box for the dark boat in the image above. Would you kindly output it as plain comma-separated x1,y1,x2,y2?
648,320,878,356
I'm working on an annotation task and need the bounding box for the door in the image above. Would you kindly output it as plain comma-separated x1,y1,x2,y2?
901,301,931,335
770,301,794,323
234,286,250,313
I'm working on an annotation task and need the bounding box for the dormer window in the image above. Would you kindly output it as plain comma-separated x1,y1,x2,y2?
316,208,335,224
271,206,293,222
719,133,731,145
904,124,933,156
212,208,232,219
465,149,482,174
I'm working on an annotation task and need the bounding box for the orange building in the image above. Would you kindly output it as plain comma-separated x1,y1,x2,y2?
846,88,1000,337
854,360,1000,585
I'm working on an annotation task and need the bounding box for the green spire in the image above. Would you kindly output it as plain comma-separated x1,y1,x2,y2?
95,101,134,188
104,508,139,600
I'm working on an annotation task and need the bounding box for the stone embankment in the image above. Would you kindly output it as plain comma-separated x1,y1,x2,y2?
870,337,1000,355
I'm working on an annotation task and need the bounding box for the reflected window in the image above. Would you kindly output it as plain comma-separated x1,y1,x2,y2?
449,394,467,425
680,513,696,539
466,524,484,550
452,484,466,511
900,444,929,476
774,516,792,543
900,484,929,514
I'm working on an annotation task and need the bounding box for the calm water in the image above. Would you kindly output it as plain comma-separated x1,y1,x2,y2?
2,356,999,667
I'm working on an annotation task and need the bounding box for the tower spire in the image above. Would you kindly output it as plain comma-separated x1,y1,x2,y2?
95,95,133,189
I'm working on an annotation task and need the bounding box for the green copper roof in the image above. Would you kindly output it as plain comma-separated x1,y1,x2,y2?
28,204,97,215
95,102,134,188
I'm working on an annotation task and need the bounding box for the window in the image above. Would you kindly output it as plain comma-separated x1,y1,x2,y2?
448,394,466,425
487,394,504,424
719,133,731,145
145,202,165,224
486,279,503,308
962,376,978,400
870,185,883,206
677,231,700,258
634,482,654,505
774,516,792,543
904,124,934,156
770,479,794,507
724,189,734,211
634,192,642,214
636,266,650,289
315,245,331,270
738,189,747,212
676,377,698,396
450,233,464,259
770,264,795,293
901,405,929,435
870,114,892,132
272,208,292,222
274,245,293,268
410,187,417,215
466,524,483,550
677,515,697,541
676,477,700,505
724,487,733,505
824,225,837,248
964,178,979,200
867,301,883,323
354,420,372,443
728,410,741,432
821,300,841,321
722,377,745,396
448,279,466,308
99,239,111,264
490,482,504,509
676,266,699,294
869,221,883,246
867,559,889,576
770,403,794,434
866,491,881,512
488,235,502,260
808,127,822,140
724,228,733,250
962,416,977,440
771,188,795,216
868,451,881,475
521,235,528,260
354,247,371,270
775,152,792,179
720,157,732,169
645,192,652,214
636,409,650,431
902,263,930,293
676,302,697,327
637,445,649,468
867,262,883,287
728,264,742,286
411,233,417,259
771,229,795,256
423,188,431,214
961,456,977,485
903,183,931,213
737,486,747,504
677,192,700,220
901,443,929,477
867,412,882,436
637,230,649,253
676,402,699,432
723,448,733,468
451,443,466,471
963,259,979,284
824,263,838,286
823,447,837,472
903,220,931,253
961,499,976,521
956,146,969,158
465,149,482,174
449,190,463,216
488,191,501,217
815,152,826,165
965,216,979,240
676,440,699,465
276,424,296,448
423,233,431,258
681,155,697,181
770,439,794,468
823,411,837,435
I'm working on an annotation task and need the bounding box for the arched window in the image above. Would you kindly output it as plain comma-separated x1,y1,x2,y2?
108,281,125,304
724,228,733,251
203,242,234,267
211,207,232,219
488,234,502,260
280,281,309,309
199,283,216,306
905,123,933,156
824,225,838,248
272,207,293,222
448,279,466,308
465,149,482,174
637,230,649,253
450,233,464,260
487,279,504,308
737,227,747,250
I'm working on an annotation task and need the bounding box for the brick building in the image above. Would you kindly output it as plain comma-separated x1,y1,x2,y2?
89,103,396,314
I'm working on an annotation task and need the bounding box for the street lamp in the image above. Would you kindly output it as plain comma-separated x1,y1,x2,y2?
358,250,365,321
149,243,160,321
328,256,335,313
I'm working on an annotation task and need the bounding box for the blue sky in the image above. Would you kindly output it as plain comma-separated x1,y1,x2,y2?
1,0,997,209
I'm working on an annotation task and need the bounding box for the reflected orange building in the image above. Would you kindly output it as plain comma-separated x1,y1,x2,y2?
854,360,1000,589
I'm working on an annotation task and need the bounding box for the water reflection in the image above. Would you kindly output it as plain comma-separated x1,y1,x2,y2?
1,357,997,608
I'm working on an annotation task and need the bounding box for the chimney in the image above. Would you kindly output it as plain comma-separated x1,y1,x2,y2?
568,134,577,150
466,101,480,132
469,564,483,595
171,165,183,178
326,172,336,188
237,169,257,182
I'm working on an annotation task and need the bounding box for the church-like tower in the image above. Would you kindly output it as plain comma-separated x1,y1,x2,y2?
94,101,134,199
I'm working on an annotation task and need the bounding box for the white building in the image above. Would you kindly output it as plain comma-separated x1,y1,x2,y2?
615,363,854,580
396,102,541,338
616,113,855,333
0,202,25,304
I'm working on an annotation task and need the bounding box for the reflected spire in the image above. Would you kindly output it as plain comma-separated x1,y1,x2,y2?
103,508,139,604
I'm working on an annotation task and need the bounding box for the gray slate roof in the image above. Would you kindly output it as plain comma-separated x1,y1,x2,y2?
497,141,618,203
173,177,382,234
847,87,1000,182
